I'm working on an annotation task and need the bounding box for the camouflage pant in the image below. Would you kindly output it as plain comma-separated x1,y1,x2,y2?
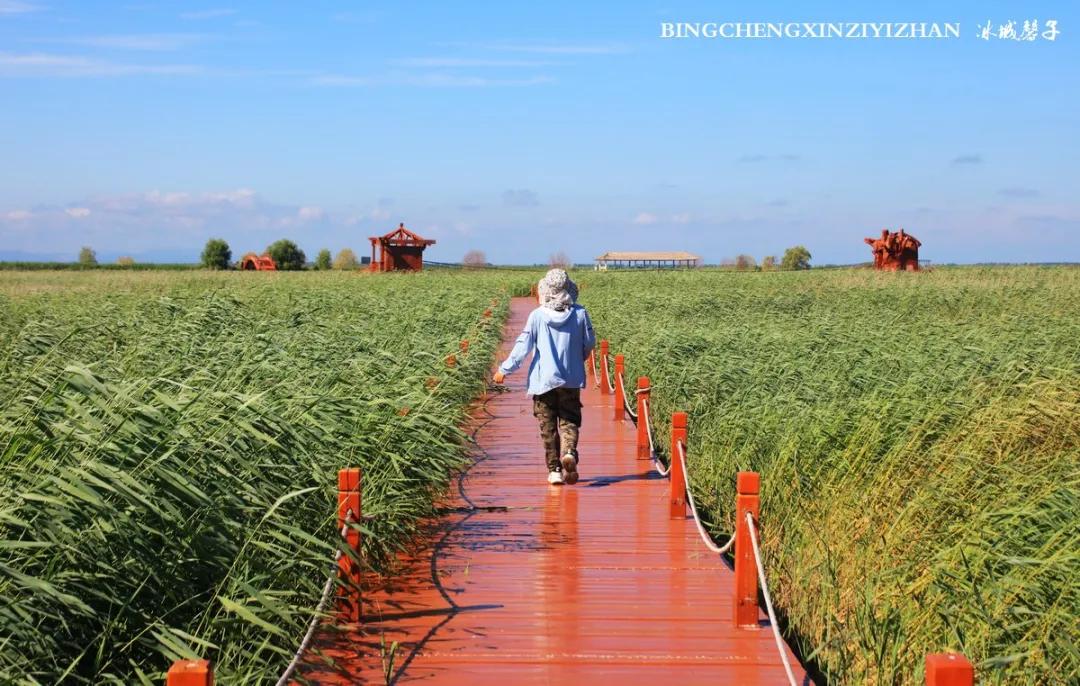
533,387,582,471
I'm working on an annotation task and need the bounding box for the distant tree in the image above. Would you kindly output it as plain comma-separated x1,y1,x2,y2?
781,245,812,270
549,251,571,268
78,246,97,266
761,255,777,271
463,249,487,268
201,238,231,270
735,254,757,271
267,239,306,271
315,248,332,270
116,256,135,267
332,248,359,271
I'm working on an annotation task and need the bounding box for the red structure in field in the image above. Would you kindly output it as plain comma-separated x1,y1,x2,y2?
864,228,922,271
239,253,277,271
368,223,436,272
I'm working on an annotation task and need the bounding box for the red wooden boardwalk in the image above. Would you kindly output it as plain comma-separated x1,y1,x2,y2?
300,298,810,685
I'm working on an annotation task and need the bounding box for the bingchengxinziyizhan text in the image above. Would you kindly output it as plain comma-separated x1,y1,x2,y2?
659,21,1060,40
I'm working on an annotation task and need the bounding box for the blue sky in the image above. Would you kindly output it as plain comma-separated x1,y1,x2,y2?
1,1,1077,264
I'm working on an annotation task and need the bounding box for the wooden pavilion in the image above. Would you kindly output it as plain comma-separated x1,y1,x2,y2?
368,223,436,272
594,251,702,270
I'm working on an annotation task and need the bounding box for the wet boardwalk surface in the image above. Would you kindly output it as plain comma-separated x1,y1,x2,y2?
300,298,809,685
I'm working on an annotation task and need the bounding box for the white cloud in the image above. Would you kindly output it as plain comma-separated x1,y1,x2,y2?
344,198,394,226
451,42,628,55
204,188,257,208
65,207,90,218
180,8,235,20
5,209,31,220
36,33,210,51
671,212,691,224
0,52,201,77
297,205,324,221
502,189,539,207
0,1,41,14
390,57,556,68
312,73,554,88
633,212,658,225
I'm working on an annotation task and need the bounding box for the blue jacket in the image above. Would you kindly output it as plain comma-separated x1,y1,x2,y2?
499,304,596,396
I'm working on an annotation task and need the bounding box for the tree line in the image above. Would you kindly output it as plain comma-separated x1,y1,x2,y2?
200,239,361,270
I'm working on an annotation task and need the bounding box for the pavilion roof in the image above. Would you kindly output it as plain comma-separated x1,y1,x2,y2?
369,223,436,246
595,251,701,261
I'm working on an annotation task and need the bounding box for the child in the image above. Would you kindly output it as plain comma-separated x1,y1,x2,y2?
493,269,596,485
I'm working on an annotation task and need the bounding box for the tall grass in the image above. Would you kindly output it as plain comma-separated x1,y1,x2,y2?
582,266,1079,685
0,270,516,683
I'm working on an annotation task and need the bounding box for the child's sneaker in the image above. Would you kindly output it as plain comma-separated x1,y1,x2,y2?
560,453,579,485
547,470,564,485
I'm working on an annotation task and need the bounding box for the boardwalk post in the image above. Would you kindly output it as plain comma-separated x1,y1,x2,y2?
613,354,626,421
734,471,761,628
925,653,974,686
338,468,362,623
166,659,213,686
636,377,650,459
669,412,688,518
599,340,610,395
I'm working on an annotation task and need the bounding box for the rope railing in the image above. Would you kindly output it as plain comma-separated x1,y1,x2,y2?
617,369,638,421
677,441,733,555
166,469,365,686
745,511,798,686
599,335,974,684
641,397,670,477
274,512,355,686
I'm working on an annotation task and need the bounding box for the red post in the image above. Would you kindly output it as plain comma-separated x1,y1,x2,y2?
636,377,650,459
599,340,610,395
337,468,362,623
734,471,761,628
166,660,213,686
669,412,687,518
613,354,626,421
926,653,974,686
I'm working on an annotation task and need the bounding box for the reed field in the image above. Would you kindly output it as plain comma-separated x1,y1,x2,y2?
0,270,516,684
582,266,1079,685
3,265,1076,685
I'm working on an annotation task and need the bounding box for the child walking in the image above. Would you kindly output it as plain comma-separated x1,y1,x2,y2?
493,269,596,485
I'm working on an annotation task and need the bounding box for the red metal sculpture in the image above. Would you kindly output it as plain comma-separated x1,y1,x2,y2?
864,228,921,271
239,253,277,271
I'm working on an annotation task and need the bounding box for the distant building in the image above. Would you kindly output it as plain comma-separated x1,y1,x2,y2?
239,253,277,271
594,251,702,270
368,223,436,272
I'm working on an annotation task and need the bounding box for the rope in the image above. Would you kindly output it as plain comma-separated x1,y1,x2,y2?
642,397,671,477
602,354,615,393
275,511,356,686
617,370,638,421
678,441,734,555
746,511,798,686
